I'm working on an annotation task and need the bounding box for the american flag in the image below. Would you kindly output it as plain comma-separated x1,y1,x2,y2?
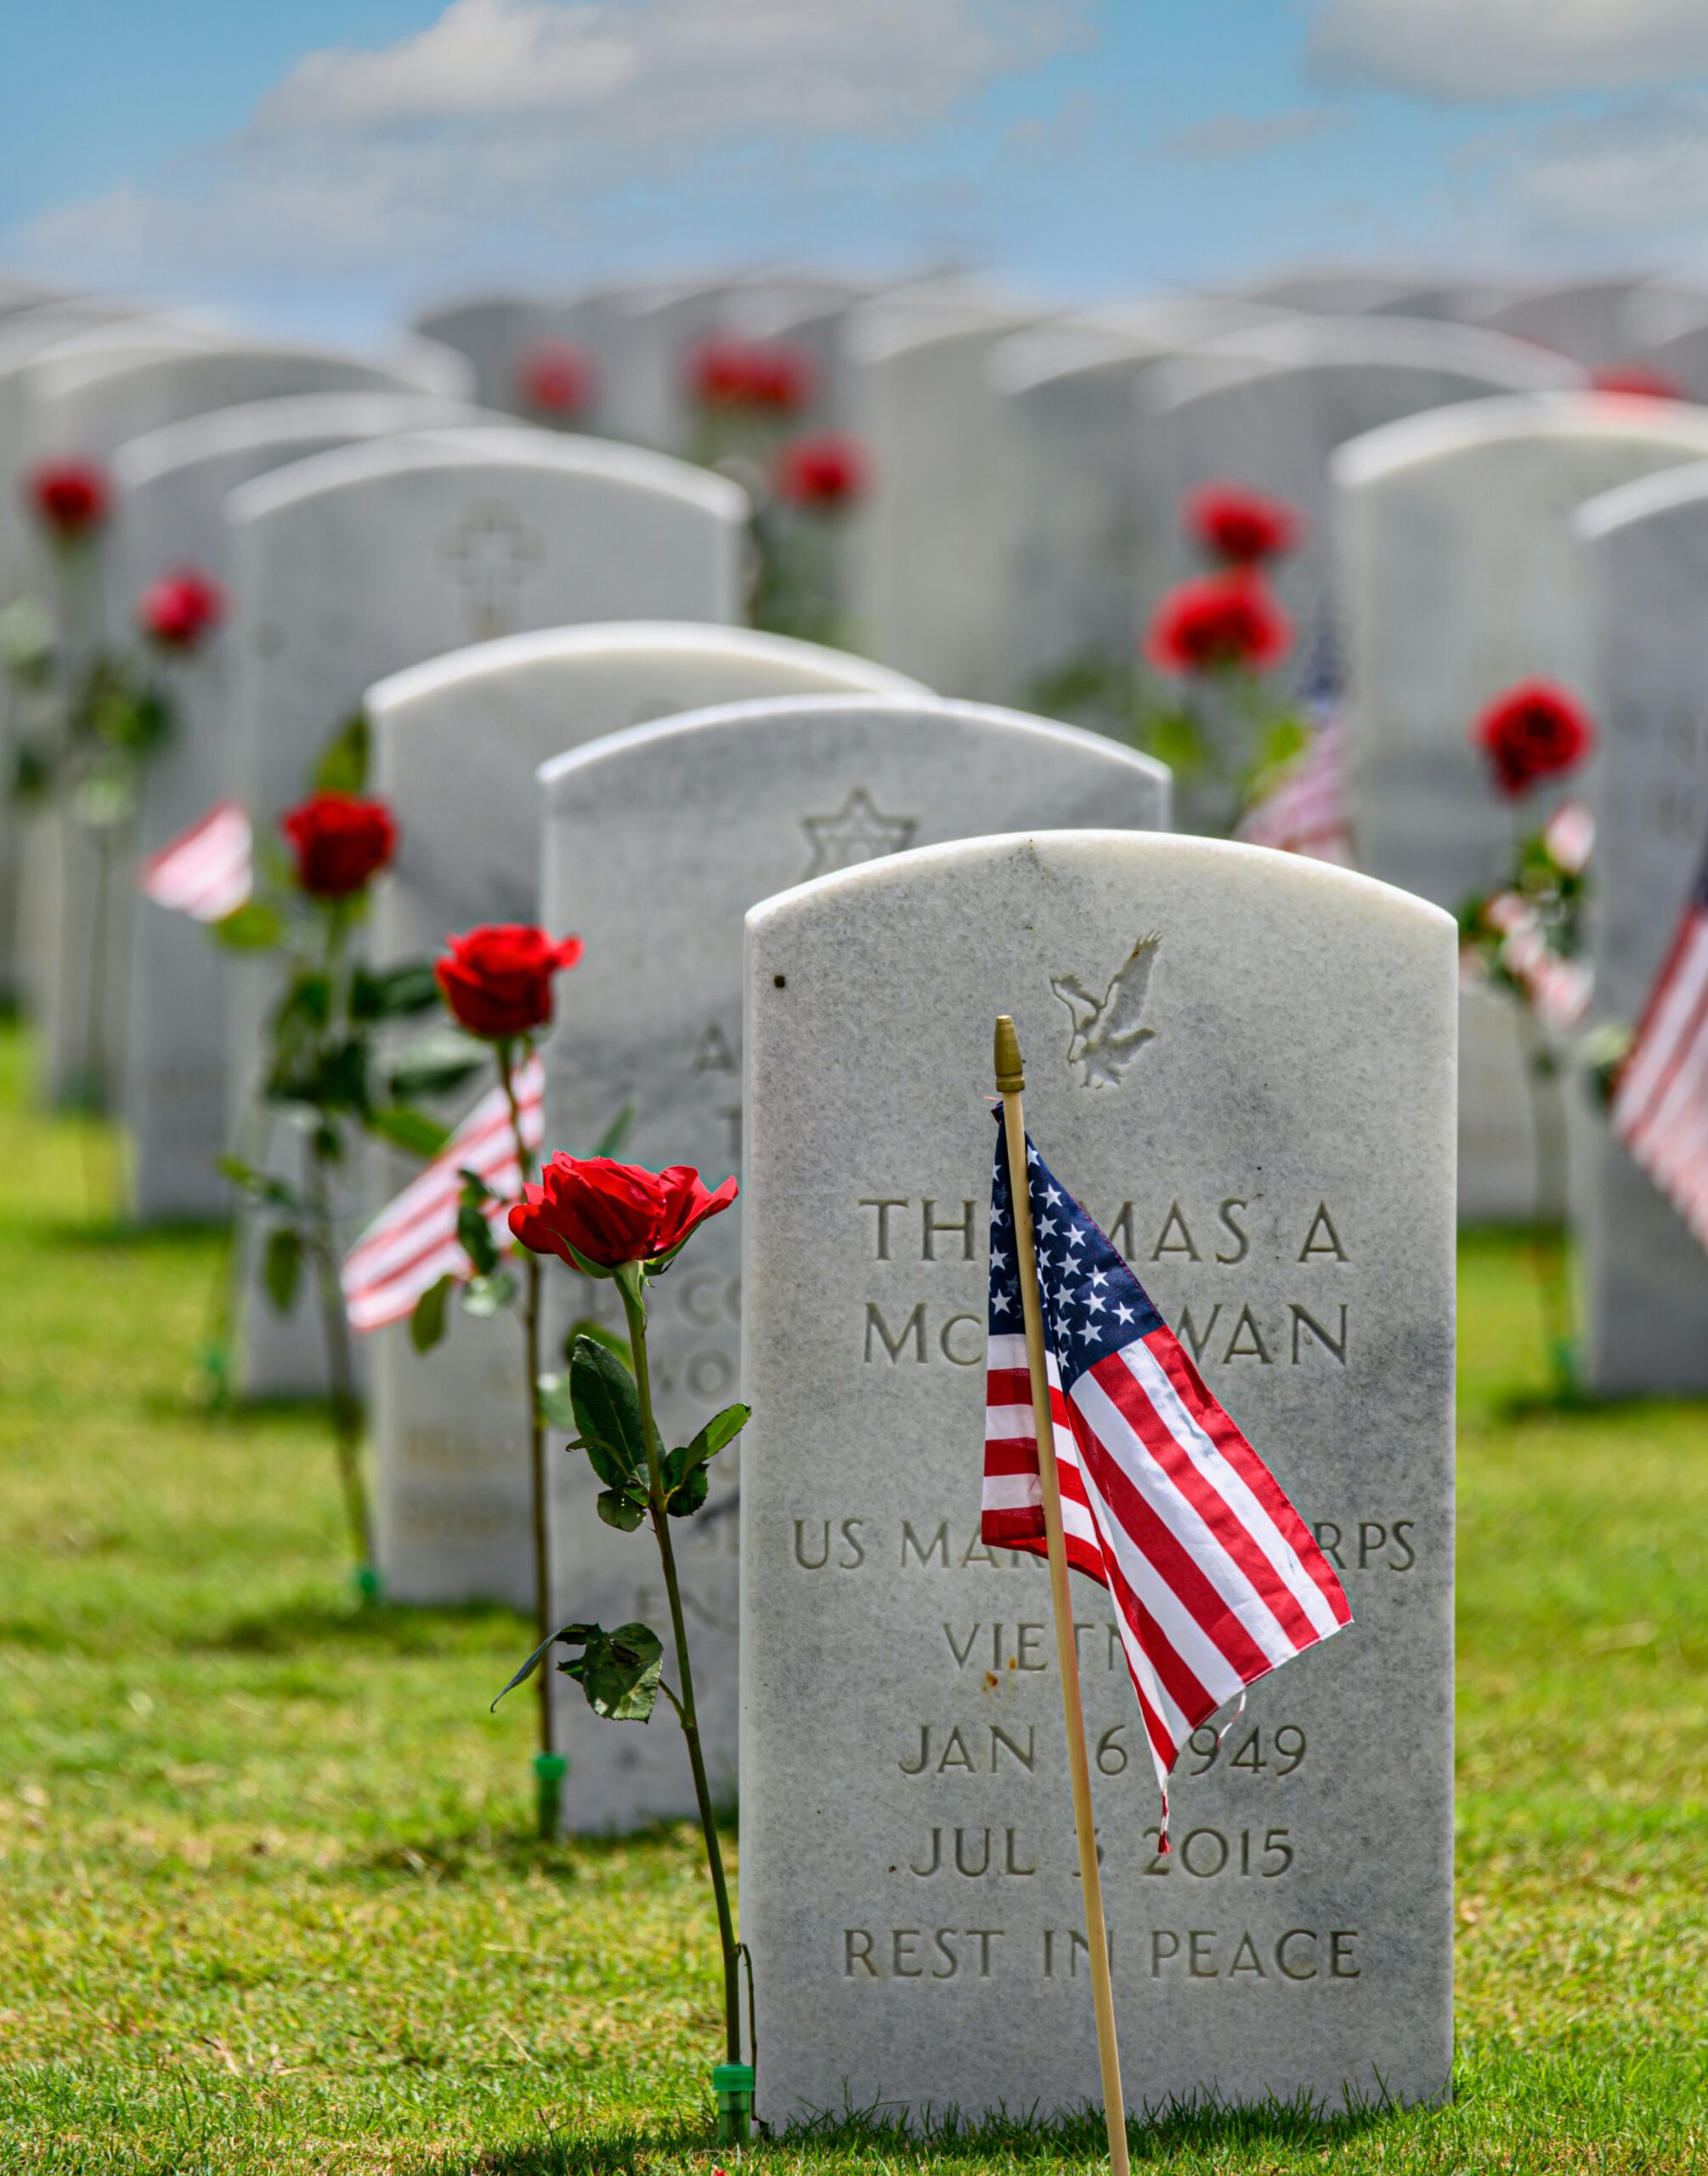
1611,850,1708,1255
983,1123,1351,1840
1236,613,1355,866
137,799,252,921
341,1056,543,1333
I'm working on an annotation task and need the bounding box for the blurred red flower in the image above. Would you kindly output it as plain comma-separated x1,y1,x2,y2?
137,566,224,652
436,923,583,1040
1185,482,1301,565
517,339,598,418
1470,681,1597,798
1589,365,1688,402
1145,570,1292,676
774,432,867,509
26,459,110,543
687,337,813,414
280,792,398,900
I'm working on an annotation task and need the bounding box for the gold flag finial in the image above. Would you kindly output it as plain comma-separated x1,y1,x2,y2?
994,1013,1025,1094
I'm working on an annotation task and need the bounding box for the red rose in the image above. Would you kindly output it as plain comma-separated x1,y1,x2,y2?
687,337,813,414
1590,365,1686,402
1185,483,1301,565
774,431,867,509
517,338,597,418
1470,681,1597,799
280,792,398,899
1145,571,1292,676
26,459,110,544
435,923,583,1040
137,566,224,652
509,1154,738,1273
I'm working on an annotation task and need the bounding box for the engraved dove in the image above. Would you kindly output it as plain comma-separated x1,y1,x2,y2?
1051,932,1162,1087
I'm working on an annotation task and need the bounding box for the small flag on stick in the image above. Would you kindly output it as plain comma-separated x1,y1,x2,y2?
1236,721,1354,866
1611,847,1708,1255
341,1057,544,1332
137,799,252,921
985,1028,1351,1847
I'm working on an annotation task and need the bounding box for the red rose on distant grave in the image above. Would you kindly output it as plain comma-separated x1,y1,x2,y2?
1470,681,1597,799
687,337,813,414
137,566,224,652
435,922,583,1040
26,459,110,544
1185,482,1301,566
510,1154,738,1273
775,431,867,509
1590,365,1687,402
517,338,598,418
280,792,398,900
1145,570,1292,675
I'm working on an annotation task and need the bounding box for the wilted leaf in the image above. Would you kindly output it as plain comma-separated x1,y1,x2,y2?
559,1621,664,1722
411,1272,455,1353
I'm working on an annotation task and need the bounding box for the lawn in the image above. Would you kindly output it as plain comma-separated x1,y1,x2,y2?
0,1020,1702,2174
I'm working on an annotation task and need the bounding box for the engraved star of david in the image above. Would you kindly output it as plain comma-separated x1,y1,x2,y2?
799,787,917,878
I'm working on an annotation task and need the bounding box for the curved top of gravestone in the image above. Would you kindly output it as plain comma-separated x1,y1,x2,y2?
1575,455,1708,544
1232,269,1433,316
372,621,925,730
1148,313,1582,415
227,423,746,528
1473,279,1698,370
111,391,500,490
846,286,1041,367
33,337,472,430
540,691,1170,819
20,314,235,391
0,299,151,374
1332,388,1708,490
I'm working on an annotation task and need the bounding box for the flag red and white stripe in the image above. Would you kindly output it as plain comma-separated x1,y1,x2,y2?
1611,854,1708,1254
341,1056,544,1333
138,799,252,921
983,1124,1350,1839
1236,722,1354,866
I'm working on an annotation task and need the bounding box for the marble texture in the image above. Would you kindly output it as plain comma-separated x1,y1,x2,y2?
1576,466,1708,1391
538,700,1169,1834
840,291,1043,700
1334,391,1708,1220
367,626,925,1617
110,392,493,1220
223,428,746,1395
740,830,1456,2127
1135,315,1584,666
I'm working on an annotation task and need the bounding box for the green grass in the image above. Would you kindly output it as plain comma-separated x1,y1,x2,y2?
0,1022,1703,2173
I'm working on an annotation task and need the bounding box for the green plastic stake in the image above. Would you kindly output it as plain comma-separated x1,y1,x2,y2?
533,1751,568,1839
713,2060,755,2145
353,1562,384,1606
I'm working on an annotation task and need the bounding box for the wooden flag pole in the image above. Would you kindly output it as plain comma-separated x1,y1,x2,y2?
994,1014,1130,2176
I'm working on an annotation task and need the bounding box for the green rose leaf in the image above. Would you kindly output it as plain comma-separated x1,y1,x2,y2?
662,1402,749,1516
351,960,443,1022
458,1167,495,1205
568,1335,650,1488
596,1488,647,1533
410,1272,455,1354
455,1198,501,1278
211,899,283,953
592,1101,636,1159
563,1314,629,1367
314,710,370,794
559,1621,664,1722
263,1226,303,1315
368,1103,450,1159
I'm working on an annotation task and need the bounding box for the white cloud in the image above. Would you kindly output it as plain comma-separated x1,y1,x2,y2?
1163,108,1342,162
1310,0,1708,103
1511,92,1708,234
9,0,1089,290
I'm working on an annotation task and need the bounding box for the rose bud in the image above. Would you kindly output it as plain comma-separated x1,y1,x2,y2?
509,1154,738,1276
137,566,224,653
1145,570,1292,676
1184,483,1301,566
775,432,867,509
280,791,398,900
435,923,584,1041
25,459,110,544
1470,681,1597,799
517,338,598,418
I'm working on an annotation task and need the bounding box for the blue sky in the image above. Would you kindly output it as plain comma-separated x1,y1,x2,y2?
7,1,1708,337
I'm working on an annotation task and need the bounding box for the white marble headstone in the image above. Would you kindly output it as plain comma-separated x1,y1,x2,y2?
223,428,747,1394
538,700,1170,1835
1333,391,1708,1220
1576,467,1708,1391
740,830,1456,2125
110,392,494,1220
367,626,926,1612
